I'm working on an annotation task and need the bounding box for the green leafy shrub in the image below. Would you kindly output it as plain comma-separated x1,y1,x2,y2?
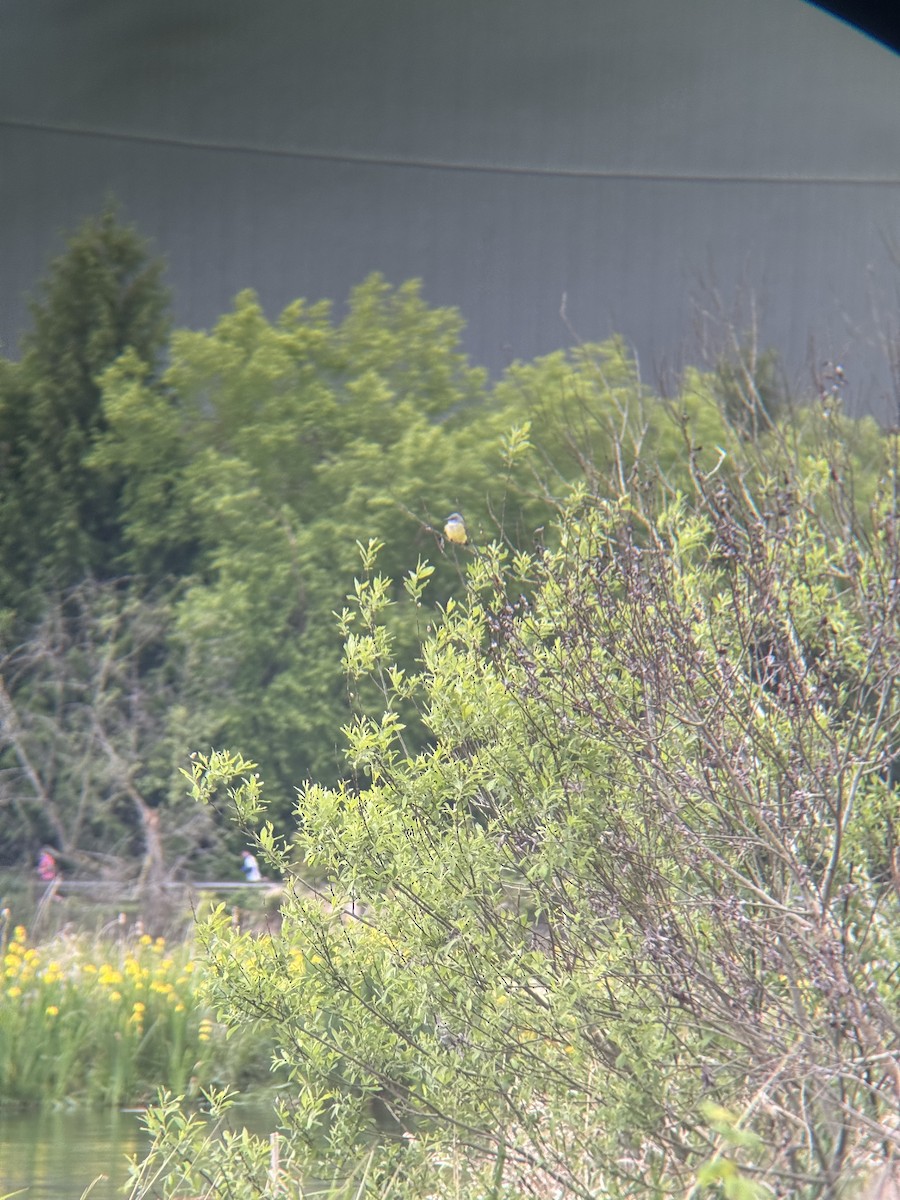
135,406,900,1199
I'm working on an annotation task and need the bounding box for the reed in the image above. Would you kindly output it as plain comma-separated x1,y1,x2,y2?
0,915,266,1109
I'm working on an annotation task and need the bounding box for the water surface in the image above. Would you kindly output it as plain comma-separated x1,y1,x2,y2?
0,1108,148,1200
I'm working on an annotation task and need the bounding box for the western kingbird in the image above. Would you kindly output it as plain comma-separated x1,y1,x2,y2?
444,512,468,545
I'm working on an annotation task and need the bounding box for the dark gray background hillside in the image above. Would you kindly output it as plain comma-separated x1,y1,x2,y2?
1,0,899,417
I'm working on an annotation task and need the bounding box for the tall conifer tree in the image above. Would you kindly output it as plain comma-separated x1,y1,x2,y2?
0,207,169,616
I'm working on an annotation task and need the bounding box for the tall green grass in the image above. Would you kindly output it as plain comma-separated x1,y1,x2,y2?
0,914,271,1109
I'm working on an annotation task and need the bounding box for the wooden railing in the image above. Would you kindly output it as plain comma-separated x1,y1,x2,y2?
1,878,285,935
53,880,282,895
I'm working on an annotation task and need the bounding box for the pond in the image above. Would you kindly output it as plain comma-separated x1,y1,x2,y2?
0,1107,149,1199
0,1102,281,1199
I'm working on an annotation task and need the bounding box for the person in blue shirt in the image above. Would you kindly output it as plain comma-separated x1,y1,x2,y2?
240,849,262,882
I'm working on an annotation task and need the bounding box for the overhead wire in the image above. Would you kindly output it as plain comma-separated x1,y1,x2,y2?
2,116,900,187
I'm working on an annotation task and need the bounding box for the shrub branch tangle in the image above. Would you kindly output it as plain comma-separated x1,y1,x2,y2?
138,400,900,1200
479,461,900,1192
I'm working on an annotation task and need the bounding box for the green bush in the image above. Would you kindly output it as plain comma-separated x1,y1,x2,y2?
133,407,900,1199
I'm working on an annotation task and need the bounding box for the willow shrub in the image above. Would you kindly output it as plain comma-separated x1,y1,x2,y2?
134,411,900,1200
0,920,268,1108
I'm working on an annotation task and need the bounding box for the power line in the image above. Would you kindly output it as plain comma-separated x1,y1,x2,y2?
3,116,900,187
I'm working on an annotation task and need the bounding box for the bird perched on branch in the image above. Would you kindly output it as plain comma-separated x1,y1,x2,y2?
443,512,468,546
435,1014,468,1051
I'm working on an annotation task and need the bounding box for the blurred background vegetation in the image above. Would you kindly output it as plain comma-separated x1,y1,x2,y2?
0,208,888,897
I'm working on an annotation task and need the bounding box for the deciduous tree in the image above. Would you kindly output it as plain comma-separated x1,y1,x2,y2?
0,580,215,883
